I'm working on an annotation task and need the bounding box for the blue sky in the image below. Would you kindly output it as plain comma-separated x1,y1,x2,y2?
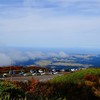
0,0,100,48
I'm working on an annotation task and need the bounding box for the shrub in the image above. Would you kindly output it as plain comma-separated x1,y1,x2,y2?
84,74,99,82
0,80,25,100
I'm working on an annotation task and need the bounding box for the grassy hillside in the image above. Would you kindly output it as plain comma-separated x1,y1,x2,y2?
51,68,100,83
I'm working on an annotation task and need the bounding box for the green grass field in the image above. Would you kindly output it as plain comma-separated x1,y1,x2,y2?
51,68,100,83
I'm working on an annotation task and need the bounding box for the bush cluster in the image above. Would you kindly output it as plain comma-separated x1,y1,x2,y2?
0,68,100,100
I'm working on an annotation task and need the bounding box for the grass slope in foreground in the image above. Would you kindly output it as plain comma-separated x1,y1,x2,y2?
51,68,100,83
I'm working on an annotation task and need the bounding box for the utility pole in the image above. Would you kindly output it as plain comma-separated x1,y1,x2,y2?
10,62,12,81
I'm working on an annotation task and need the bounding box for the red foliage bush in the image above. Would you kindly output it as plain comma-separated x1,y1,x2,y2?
2,78,100,100
13,81,29,92
84,74,99,82
13,78,39,93
28,78,39,93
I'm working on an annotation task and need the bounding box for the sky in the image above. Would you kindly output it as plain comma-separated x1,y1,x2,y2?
0,0,100,48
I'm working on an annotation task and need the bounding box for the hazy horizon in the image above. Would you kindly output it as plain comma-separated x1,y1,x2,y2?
0,46,100,66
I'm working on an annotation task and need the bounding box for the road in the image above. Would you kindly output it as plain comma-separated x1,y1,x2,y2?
3,74,62,82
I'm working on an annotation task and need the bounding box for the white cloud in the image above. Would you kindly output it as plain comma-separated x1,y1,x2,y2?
7,50,29,62
0,47,68,66
0,0,100,48
0,50,40,66
47,52,58,57
0,12,100,48
0,53,12,66
59,51,68,58
0,14,100,35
